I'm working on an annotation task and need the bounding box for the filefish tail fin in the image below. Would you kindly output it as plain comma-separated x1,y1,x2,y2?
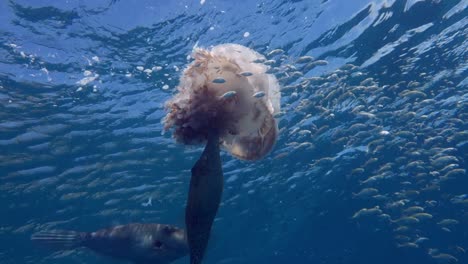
31,230,86,250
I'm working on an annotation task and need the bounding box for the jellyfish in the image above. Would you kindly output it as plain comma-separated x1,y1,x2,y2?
164,43,281,161
163,43,281,264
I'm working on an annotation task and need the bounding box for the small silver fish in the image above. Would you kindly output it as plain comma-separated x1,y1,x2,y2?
296,56,314,64
240,71,253,77
267,49,284,57
311,60,329,66
252,91,265,98
414,237,429,244
252,58,265,63
212,77,226,84
220,91,237,99
351,206,382,219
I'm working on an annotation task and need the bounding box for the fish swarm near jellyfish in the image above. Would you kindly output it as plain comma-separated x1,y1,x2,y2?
164,43,281,161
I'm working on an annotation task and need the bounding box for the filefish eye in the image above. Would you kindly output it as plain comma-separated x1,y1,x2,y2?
153,240,163,249
162,225,174,234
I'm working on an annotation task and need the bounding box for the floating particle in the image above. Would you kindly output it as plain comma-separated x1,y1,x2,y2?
143,69,152,74
162,85,169,90
212,77,226,83
152,66,163,71
125,73,132,78
76,87,83,92
136,66,144,71
200,0,206,5
243,32,250,38
92,56,100,62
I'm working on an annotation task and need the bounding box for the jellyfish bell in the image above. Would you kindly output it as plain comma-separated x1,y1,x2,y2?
164,43,281,160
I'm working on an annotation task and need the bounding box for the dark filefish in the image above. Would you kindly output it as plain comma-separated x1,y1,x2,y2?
185,131,224,264
31,223,188,264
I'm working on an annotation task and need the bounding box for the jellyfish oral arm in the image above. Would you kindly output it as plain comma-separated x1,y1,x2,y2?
185,130,224,264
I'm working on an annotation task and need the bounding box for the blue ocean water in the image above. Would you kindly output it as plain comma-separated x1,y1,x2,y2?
0,0,467,263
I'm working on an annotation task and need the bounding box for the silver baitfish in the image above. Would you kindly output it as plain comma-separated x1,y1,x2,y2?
212,77,226,84
220,91,237,99
31,223,188,264
252,91,266,98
